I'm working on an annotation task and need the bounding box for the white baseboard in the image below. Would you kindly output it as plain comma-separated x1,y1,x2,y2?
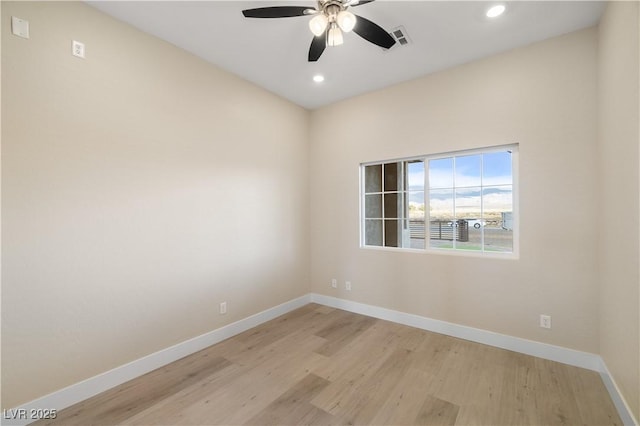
599,359,639,426
309,294,601,370
309,293,638,426
4,293,637,426
2,294,311,426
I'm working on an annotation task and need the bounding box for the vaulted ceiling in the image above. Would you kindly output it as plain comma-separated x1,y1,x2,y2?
89,1,606,109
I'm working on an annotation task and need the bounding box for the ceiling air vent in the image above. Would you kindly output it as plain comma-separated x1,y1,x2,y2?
390,26,411,47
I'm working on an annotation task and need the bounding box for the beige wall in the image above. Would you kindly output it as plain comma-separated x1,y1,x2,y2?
310,28,600,352
597,1,640,419
1,1,309,408
3,0,639,418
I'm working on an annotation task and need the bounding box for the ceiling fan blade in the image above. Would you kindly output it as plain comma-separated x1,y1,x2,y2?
352,14,396,49
308,33,327,62
350,0,375,7
242,6,313,18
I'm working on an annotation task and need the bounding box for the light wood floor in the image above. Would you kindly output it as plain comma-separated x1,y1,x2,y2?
38,304,622,425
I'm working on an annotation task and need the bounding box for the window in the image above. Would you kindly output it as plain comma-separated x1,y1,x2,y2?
362,160,425,248
360,145,517,256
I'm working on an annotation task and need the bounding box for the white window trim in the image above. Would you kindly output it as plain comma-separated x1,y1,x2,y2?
360,144,519,259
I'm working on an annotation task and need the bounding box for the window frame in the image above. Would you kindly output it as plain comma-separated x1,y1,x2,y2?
359,144,519,258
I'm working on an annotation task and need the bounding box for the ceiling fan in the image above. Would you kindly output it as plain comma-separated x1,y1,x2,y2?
242,0,396,62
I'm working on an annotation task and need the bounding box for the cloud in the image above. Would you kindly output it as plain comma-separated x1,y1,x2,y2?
429,188,513,216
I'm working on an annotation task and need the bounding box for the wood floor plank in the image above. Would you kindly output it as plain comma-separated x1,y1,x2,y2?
38,353,233,426
244,373,332,425
313,309,358,339
224,304,332,360
311,319,405,383
418,338,489,406
312,347,414,424
367,333,461,426
121,359,246,425
314,305,336,315
127,334,328,425
42,305,622,426
569,367,622,425
368,369,438,425
414,395,460,426
313,312,377,357
530,358,591,425
453,348,537,426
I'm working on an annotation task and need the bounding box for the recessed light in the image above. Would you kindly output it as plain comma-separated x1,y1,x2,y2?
313,74,325,83
486,4,505,18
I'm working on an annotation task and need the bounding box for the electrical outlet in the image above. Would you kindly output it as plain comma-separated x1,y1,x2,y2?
331,278,337,288
539,314,551,329
72,40,85,58
11,17,30,39
219,302,227,315
345,281,351,291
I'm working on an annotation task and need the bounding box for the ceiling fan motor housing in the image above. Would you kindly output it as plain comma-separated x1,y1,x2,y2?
321,1,345,21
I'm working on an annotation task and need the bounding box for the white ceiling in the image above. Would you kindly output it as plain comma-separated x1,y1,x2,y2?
88,1,606,110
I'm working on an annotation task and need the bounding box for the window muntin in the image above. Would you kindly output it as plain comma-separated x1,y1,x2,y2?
361,145,517,256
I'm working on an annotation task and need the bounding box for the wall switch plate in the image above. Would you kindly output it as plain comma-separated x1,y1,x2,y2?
345,281,352,291
331,278,337,288
220,302,227,315
539,314,551,329
72,40,85,58
11,17,30,39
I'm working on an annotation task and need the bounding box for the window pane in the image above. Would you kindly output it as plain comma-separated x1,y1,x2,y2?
365,220,383,246
407,160,425,190
429,189,453,220
429,189,454,249
365,194,382,218
384,219,399,247
483,151,512,186
429,220,454,249
365,165,382,193
429,189,454,221
408,191,425,220
455,187,481,251
408,218,425,249
384,193,400,218
455,155,481,187
429,158,453,189
483,185,513,252
408,189,425,249
455,187,482,218
384,162,400,191
399,219,416,249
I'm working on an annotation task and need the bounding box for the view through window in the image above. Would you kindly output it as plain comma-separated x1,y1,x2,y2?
361,145,517,255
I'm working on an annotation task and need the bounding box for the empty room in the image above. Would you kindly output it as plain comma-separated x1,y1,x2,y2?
2,1,639,425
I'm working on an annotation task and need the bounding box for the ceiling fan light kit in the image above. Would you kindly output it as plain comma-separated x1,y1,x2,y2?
309,5,355,46
327,23,344,46
309,13,329,36
336,10,357,32
241,0,396,62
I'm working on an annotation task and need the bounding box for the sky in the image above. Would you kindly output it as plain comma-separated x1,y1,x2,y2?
407,151,513,214
408,151,512,190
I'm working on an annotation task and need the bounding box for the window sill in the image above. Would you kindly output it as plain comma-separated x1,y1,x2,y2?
359,244,519,260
